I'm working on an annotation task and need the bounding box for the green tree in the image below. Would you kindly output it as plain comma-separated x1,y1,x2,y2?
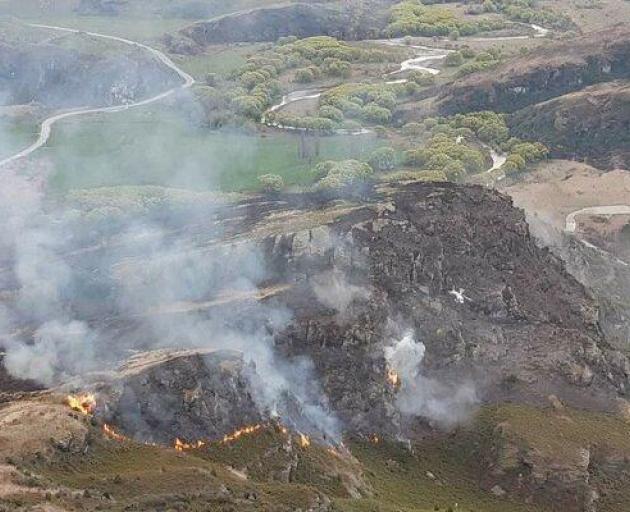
258,174,285,193
294,68,316,83
445,51,465,67
368,147,397,172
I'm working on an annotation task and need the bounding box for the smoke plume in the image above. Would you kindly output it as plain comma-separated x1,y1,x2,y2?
385,331,478,427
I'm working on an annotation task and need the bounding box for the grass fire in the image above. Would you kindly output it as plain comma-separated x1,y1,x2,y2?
66,393,96,415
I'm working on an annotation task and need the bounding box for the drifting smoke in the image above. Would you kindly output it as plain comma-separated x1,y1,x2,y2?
0,162,340,439
311,269,371,314
110,224,341,441
0,167,98,386
385,331,477,427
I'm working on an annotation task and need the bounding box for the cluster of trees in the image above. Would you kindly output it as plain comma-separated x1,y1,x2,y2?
500,139,549,174
320,83,406,126
265,112,337,134
194,35,408,126
404,132,486,180
273,36,397,83
312,159,374,191
401,112,548,179
497,0,573,29
467,0,573,29
441,47,504,76
385,0,506,37
448,111,510,145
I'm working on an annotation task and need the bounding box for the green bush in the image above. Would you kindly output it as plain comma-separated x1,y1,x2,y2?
258,174,285,193
313,159,374,190
408,70,436,86
444,51,464,67
319,105,344,123
368,147,397,172
385,0,506,37
294,67,316,83
402,122,424,136
361,104,392,124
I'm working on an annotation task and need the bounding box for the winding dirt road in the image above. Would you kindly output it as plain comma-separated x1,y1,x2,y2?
0,23,195,169
564,205,630,266
565,205,630,233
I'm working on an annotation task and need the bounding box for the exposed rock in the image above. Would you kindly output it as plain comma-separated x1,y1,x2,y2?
547,394,564,410
0,36,179,109
437,25,630,115
490,484,507,496
44,182,630,440
508,80,630,170
75,0,126,16
172,2,388,51
100,349,263,444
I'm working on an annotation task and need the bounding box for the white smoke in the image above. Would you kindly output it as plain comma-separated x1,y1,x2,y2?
311,269,371,313
385,331,478,427
4,320,94,386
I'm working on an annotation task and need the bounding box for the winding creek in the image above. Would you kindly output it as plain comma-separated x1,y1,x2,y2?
2,21,545,173
5,21,621,264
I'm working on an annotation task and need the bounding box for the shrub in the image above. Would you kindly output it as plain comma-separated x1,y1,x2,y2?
460,47,476,59
368,147,397,172
294,67,316,83
408,70,435,86
258,174,285,193
342,119,363,131
319,105,344,123
402,122,424,136
361,104,392,124
444,51,464,67
502,154,526,174
477,121,509,144
314,159,374,190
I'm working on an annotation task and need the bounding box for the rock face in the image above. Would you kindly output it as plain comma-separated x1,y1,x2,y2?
173,2,387,51
0,37,179,109
263,183,627,428
88,182,630,443
437,25,630,115
101,349,263,444
508,80,630,169
76,0,126,16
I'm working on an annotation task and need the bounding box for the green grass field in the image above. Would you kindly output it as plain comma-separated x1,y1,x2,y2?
173,45,261,80
0,119,39,161
39,106,381,193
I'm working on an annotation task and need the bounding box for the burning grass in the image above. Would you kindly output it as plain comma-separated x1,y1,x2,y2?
21,398,630,512
65,393,96,415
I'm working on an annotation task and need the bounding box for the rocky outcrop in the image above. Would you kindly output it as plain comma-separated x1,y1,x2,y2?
0,37,179,109
437,24,630,115
74,182,630,441
100,349,263,444
75,0,126,16
508,80,630,169
172,2,387,51
263,184,628,424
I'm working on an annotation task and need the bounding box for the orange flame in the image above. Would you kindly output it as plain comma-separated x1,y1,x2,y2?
174,438,206,452
103,423,127,442
66,393,96,415
298,433,311,448
221,424,262,444
386,369,400,387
